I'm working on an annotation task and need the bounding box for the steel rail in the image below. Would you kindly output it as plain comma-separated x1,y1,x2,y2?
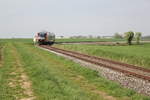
51,47,150,73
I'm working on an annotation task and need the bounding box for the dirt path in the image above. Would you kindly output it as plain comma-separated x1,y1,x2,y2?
8,44,36,100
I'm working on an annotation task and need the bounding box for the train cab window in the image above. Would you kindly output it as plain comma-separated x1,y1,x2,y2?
39,33,47,37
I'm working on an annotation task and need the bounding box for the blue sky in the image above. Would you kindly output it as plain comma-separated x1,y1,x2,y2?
0,0,150,38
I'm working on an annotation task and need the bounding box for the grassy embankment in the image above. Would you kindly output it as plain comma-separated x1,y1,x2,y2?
0,39,149,100
54,43,150,69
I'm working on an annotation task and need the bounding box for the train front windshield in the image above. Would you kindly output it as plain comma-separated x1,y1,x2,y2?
39,33,46,37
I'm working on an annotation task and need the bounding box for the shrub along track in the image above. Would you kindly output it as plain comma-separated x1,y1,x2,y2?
40,45,150,81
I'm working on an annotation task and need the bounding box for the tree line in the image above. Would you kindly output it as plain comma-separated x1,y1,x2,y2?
66,31,143,45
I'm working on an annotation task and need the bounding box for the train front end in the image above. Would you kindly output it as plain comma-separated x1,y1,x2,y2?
34,31,55,45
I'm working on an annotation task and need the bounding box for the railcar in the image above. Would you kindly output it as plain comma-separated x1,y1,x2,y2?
34,31,55,45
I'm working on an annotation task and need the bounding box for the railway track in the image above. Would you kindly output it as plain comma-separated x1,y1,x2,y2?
40,45,150,81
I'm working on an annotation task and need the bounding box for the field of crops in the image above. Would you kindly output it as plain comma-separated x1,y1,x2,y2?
54,43,150,69
0,39,150,100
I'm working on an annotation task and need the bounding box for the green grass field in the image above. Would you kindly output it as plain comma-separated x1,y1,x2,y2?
0,39,150,100
55,38,124,42
54,43,150,69
55,37,150,43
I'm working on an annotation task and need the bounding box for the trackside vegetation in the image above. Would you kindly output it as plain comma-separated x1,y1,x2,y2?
0,39,150,100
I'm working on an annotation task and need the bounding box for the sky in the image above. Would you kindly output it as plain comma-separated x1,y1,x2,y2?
0,0,150,38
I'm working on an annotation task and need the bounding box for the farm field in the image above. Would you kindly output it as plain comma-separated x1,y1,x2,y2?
54,43,150,69
0,39,150,100
55,38,124,42
55,38,150,43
